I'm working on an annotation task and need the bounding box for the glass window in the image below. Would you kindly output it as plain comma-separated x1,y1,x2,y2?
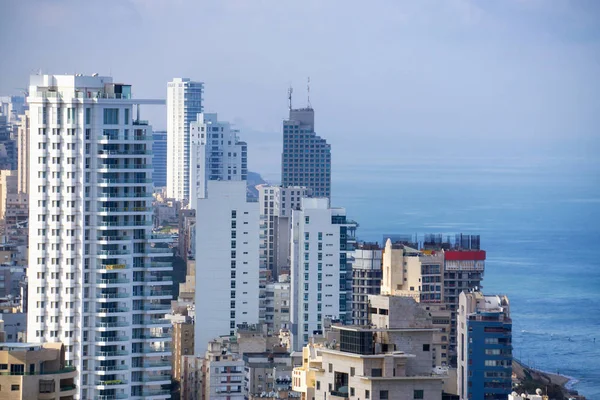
103,108,119,124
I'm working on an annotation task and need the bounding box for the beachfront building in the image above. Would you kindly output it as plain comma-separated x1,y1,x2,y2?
258,185,308,279
27,74,172,399
281,106,331,198
289,198,357,351
292,296,445,400
351,243,382,326
457,290,512,400
167,78,204,201
194,180,260,354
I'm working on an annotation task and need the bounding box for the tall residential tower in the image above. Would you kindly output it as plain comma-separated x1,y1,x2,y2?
167,78,203,201
27,74,173,400
189,113,247,200
281,104,331,198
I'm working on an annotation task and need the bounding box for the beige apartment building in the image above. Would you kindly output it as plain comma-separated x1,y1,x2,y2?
380,240,453,367
172,317,194,383
292,296,445,400
0,342,77,400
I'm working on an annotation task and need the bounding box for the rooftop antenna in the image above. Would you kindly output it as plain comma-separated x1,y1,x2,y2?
307,77,311,109
287,86,293,111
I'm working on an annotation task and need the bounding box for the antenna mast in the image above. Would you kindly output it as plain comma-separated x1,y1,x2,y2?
307,77,311,109
288,86,293,111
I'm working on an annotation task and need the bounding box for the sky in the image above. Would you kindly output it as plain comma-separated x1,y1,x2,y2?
1,0,599,178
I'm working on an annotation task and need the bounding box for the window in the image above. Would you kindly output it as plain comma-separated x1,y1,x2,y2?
305,216,309,224
350,367,355,376
103,108,119,124
316,381,320,390
413,390,424,399
423,344,430,351
350,388,355,396
380,390,389,399
328,363,332,373
11,384,19,391
365,390,370,399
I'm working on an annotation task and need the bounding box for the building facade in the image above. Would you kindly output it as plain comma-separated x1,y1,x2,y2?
292,297,445,400
166,78,203,201
17,111,29,195
0,342,77,400
290,198,357,351
258,185,308,279
189,113,247,200
351,243,382,326
264,276,291,335
26,74,172,399
194,180,260,353
281,107,331,198
172,317,194,384
152,131,167,188
457,291,512,400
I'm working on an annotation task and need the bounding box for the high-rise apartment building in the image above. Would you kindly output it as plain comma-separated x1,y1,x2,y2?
189,113,247,200
152,131,167,188
281,107,331,198
27,74,172,399
194,181,260,354
351,243,382,326
289,198,357,351
458,291,512,400
167,78,203,201
258,185,308,279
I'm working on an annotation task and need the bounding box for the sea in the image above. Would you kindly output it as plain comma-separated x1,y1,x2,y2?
332,156,600,399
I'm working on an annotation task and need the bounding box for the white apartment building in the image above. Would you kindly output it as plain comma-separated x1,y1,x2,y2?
258,185,308,279
27,74,173,399
167,78,204,201
290,198,357,351
194,180,259,354
189,113,247,200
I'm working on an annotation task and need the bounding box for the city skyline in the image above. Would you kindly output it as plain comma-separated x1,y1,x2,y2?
1,1,599,178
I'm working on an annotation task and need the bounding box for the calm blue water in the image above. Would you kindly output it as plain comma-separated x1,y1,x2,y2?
333,158,600,399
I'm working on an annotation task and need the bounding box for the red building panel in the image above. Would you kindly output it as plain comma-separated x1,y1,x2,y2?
444,250,486,261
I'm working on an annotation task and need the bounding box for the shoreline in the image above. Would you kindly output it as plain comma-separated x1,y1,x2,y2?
513,360,582,398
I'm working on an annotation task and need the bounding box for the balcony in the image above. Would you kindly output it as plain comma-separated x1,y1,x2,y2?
96,292,129,300
98,206,151,214
98,150,153,157
98,264,128,271
96,307,130,314
95,394,128,400
96,278,130,286
95,321,129,328
95,379,128,387
97,235,131,242
95,350,129,357
97,178,152,186
95,336,129,343
97,249,131,256
97,192,151,200
133,361,171,369
98,164,153,171
133,290,172,298
95,365,129,372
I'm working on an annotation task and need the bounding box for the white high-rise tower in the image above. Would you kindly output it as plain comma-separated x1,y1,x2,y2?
27,74,173,399
166,78,204,202
189,113,247,201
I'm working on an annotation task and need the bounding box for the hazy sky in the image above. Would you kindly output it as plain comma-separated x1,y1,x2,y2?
1,0,599,177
